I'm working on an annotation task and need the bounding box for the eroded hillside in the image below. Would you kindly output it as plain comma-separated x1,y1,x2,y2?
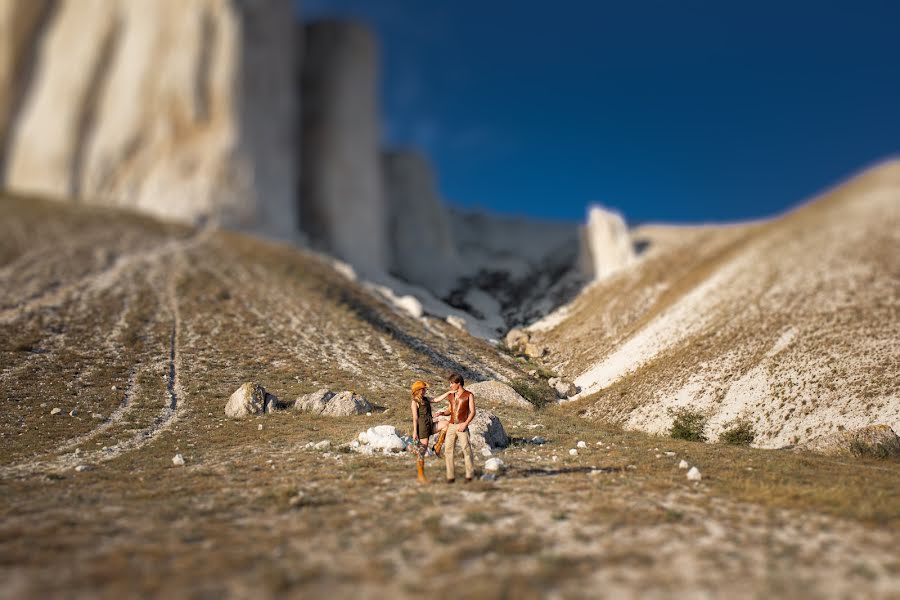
529,161,900,448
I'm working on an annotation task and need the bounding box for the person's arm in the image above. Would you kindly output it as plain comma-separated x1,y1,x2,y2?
429,391,451,404
410,400,419,440
459,392,476,432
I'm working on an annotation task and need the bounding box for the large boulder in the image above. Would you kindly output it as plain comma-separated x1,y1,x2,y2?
225,382,279,418
466,380,533,410
431,410,509,452
504,328,530,352
294,389,372,416
806,424,900,458
1,0,298,237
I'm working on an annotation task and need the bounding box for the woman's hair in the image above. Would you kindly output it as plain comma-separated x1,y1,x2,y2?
412,387,426,405
448,372,464,386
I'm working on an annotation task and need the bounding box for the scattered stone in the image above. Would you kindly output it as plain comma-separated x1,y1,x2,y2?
40,402,47,408
523,342,546,359
484,457,505,472
678,459,689,469
225,382,271,418
480,447,492,457
92,413,103,419
295,389,335,413
552,378,579,398
531,436,547,445
526,369,537,376
626,464,637,470
172,454,185,466
365,412,372,417
111,385,117,391
69,409,78,417
466,380,532,409
664,451,676,457
446,315,467,331
481,473,498,481
576,440,587,449
552,455,559,462
74,448,80,455
258,424,264,431
569,449,578,456
655,454,661,458
504,328,530,352
314,440,332,451
687,466,702,481
74,465,90,472
50,408,61,415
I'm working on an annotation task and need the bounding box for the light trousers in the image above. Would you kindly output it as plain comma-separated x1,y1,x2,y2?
444,423,474,480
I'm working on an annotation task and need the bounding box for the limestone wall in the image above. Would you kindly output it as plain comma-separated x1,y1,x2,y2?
577,206,636,280
0,0,298,236
299,20,387,273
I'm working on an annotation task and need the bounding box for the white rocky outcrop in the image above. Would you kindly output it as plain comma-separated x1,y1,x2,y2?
225,382,279,418
1,0,298,236
577,205,635,281
300,20,386,272
355,425,410,453
466,380,533,410
382,150,461,295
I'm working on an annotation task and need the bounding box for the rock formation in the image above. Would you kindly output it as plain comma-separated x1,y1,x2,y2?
382,150,462,295
299,20,387,273
295,389,373,416
1,0,298,236
225,382,279,418
577,205,635,281
466,380,533,409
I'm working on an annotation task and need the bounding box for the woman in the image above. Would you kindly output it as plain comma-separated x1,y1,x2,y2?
410,380,450,484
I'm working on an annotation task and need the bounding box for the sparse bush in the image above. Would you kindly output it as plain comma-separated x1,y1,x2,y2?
668,407,708,442
719,417,755,446
510,378,556,409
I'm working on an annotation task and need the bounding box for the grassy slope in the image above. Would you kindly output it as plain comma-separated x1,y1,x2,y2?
1,192,899,598
530,161,900,448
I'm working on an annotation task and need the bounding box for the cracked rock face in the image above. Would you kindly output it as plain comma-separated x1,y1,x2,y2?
295,389,373,417
0,0,298,236
225,382,269,418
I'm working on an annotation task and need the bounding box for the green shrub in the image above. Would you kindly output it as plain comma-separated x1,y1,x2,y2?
668,407,708,442
719,417,755,446
510,378,557,409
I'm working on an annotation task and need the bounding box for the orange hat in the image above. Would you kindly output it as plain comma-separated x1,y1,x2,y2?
411,380,428,394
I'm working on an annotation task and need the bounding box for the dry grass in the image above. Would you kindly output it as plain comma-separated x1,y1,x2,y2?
1,194,899,598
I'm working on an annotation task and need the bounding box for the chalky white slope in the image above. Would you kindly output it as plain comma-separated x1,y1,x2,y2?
528,160,900,448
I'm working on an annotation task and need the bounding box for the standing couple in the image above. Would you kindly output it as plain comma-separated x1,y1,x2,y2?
410,372,476,484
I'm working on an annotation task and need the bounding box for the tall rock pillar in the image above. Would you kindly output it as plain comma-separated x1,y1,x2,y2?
299,20,387,273
577,205,636,281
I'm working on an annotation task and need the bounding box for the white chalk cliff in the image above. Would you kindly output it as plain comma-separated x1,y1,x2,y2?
577,205,636,281
0,0,298,237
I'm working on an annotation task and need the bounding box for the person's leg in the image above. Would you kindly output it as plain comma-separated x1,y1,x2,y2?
444,424,458,481
416,439,429,484
459,429,475,480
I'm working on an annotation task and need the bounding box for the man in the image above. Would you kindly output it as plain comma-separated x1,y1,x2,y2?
438,372,476,483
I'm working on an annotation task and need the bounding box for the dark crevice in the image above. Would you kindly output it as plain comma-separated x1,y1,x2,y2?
69,15,121,199
0,0,59,183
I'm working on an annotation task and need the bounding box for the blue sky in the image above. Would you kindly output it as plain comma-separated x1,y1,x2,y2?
300,0,900,224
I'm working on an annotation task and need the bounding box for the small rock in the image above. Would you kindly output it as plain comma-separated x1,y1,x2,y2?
687,466,702,481
74,448,80,455
531,436,547,445
40,402,47,408
576,440,587,449
664,451,676,457
655,454,662,458
74,465,90,472
626,464,637,470
50,408,61,415
111,385,117,391
596,441,603,446
446,315,467,331
481,473,498,481
480,447,492,457
258,424,263,431
484,457,505,472
314,440,331,450
366,412,372,417
225,382,269,418
69,409,78,417
569,449,578,456
552,455,559,462
523,342,546,359
504,327,530,352
92,413,103,419
172,454,185,466
678,459,689,469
